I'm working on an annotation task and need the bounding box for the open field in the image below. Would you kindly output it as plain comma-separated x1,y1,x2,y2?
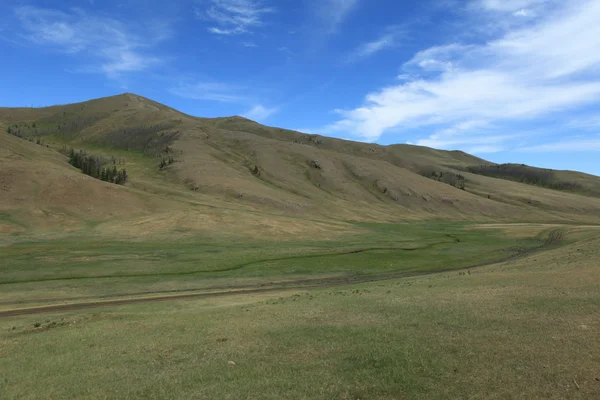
1,224,599,399
2,95,600,399
4,94,600,233
0,222,556,310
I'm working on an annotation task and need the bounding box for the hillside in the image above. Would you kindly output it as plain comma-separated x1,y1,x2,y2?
2,93,600,241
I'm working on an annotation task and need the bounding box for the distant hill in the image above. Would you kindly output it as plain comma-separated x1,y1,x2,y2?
462,163,600,197
2,93,600,239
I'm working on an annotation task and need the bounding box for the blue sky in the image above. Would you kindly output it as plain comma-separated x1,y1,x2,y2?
1,0,600,175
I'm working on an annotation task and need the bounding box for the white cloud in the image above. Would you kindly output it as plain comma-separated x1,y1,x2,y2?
348,28,403,61
513,9,533,17
169,82,243,102
467,145,505,153
477,0,549,12
567,116,600,130
243,104,279,121
317,0,360,33
295,128,317,134
417,131,514,151
14,6,166,78
403,44,474,73
326,0,600,147
198,0,274,35
519,138,600,152
100,49,159,76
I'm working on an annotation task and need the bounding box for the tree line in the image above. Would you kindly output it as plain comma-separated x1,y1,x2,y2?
466,164,583,191
6,125,128,185
420,168,466,190
68,148,128,185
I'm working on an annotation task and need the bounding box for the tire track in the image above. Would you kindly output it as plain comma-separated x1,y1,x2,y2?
0,233,558,318
0,235,460,286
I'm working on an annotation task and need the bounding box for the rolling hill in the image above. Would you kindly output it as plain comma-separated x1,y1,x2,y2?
1,93,600,241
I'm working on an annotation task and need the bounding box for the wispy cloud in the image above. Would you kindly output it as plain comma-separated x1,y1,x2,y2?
243,104,279,121
519,137,600,152
348,27,403,61
197,0,274,35
476,0,550,13
513,9,534,17
414,121,495,148
467,145,506,153
169,81,244,102
325,0,600,148
317,0,360,33
403,44,474,73
413,120,515,153
567,116,600,130
13,6,168,78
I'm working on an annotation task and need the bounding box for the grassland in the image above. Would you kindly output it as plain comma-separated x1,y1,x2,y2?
3,93,600,231
1,224,599,399
0,222,553,310
2,94,600,399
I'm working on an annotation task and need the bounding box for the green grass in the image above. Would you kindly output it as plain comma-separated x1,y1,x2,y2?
0,229,598,399
2,94,600,399
0,222,545,307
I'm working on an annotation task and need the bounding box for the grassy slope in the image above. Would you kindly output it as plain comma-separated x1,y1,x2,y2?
0,131,161,235
1,93,600,236
1,225,598,399
2,95,600,399
462,163,600,197
0,129,361,243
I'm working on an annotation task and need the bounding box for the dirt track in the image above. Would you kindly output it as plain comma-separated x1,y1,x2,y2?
0,235,461,286
0,268,467,318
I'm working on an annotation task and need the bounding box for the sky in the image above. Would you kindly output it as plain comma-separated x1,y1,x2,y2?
1,0,600,176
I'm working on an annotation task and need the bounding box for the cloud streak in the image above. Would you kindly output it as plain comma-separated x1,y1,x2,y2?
198,0,274,35
169,81,244,102
325,0,600,149
13,6,167,78
243,104,279,121
348,27,403,61
518,137,600,152
317,0,360,33
476,0,550,12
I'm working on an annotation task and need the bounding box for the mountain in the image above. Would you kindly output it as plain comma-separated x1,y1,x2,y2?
2,93,600,241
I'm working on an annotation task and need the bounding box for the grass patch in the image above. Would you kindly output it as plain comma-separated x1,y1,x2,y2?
0,222,546,306
0,230,598,399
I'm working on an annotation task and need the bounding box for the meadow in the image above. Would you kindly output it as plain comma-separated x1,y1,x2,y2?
2,95,600,399
1,223,598,399
1,222,547,310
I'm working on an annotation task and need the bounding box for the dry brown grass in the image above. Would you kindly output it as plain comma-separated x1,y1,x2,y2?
0,133,158,233
2,93,600,242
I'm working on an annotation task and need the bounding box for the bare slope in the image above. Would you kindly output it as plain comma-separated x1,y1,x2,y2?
2,93,600,235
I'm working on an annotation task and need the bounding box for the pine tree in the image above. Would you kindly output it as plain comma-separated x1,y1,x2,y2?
88,157,97,178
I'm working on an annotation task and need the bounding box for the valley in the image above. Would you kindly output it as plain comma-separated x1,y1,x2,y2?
1,94,599,399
